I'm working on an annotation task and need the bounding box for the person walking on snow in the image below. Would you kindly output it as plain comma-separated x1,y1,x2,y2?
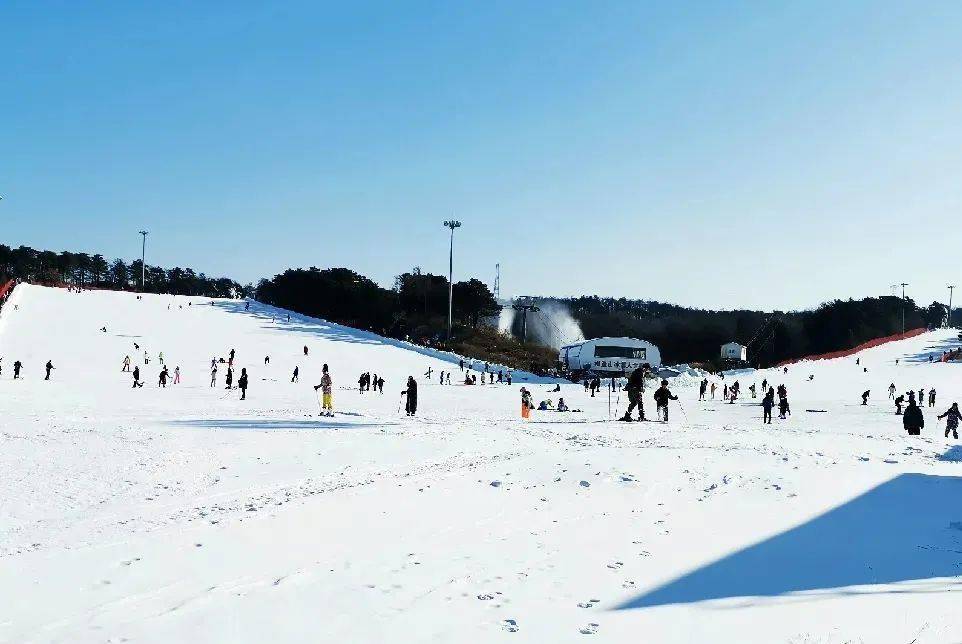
225,367,233,389
44,360,54,380
122,355,131,372
238,368,248,400
929,389,936,408
938,403,961,439
459,359,464,372
210,364,217,388
762,388,775,424
158,366,169,387
402,376,418,416
653,379,678,422
425,367,433,379
620,366,647,422
861,390,870,405
13,360,22,379
264,356,270,365
158,351,164,365
132,366,143,388
314,364,334,416
895,394,905,415
291,366,299,383
888,383,896,399
144,351,149,365
174,366,180,384
710,382,717,399
520,387,533,419
303,345,309,356
903,397,924,436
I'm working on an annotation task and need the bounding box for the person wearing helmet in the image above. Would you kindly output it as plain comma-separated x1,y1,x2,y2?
653,379,678,422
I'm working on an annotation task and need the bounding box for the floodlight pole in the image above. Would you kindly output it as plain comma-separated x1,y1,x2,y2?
443,220,461,342
138,230,149,291
900,282,909,334
948,285,956,328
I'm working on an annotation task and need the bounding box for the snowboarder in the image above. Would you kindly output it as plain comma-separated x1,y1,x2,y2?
44,360,54,380
620,366,647,422
238,368,248,400
122,355,131,372
929,388,937,408
174,366,181,384
520,387,533,419
314,364,334,416
938,403,961,439
762,388,775,424
903,398,924,436
291,366,299,383
132,366,143,388
861,390,870,405
13,360,21,379
402,376,418,416
653,379,678,422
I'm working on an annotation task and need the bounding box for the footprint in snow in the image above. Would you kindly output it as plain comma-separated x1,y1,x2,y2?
577,598,601,608
606,561,623,570
502,619,519,633
622,580,636,589
579,623,599,635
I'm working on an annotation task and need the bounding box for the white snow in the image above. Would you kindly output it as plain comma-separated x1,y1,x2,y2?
2,284,962,642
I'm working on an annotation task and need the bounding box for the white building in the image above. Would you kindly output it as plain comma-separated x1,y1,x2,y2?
721,341,747,361
559,337,662,377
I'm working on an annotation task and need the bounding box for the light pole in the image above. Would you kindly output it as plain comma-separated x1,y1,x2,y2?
948,285,956,328
138,230,149,291
443,220,461,342
900,282,909,335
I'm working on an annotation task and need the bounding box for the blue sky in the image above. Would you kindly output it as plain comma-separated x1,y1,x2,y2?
2,1,961,310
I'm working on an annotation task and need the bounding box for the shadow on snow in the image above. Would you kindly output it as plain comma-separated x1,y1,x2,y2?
170,419,396,430
616,473,962,610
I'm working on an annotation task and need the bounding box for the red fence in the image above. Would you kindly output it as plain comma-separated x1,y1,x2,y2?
777,327,927,366
0,279,14,303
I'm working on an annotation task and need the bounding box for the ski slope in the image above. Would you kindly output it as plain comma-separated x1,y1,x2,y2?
2,284,962,643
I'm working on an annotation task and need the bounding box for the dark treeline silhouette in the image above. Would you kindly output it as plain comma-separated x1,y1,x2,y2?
561,295,951,367
256,266,500,342
0,244,248,298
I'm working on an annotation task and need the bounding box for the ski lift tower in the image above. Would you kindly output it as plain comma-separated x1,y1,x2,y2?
493,263,500,300
512,298,540,343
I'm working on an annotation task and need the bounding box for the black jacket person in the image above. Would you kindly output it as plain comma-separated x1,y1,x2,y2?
903,400,924,436
620,366,647,421
402,376,418,416
653,380,678,422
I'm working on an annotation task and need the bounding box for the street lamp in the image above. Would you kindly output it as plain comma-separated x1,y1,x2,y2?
948,285,956,328
443,220,461,341
138,230,149,291
900,282,909,335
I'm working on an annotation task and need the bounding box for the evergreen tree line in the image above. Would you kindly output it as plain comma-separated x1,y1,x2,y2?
255,267,501,342
560,295,954,367
0,244,248,298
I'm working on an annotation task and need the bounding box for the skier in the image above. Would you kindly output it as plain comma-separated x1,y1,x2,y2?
653,379,678,422
225,367,233,389
122,355,131,372
723,384,729,400
762,378,768,392
918,388,925,404
245,301,250,311
44,360,54,380
710,382,717,399
762,387,775,424
402,376,418,416
861,390,870,405
264,356,270,365
446,372,452,385
620,366,647,422
888,383,896,399
11,360,20,379
938,403,961,439
229,348,235,362
903,398,924,436
132,366,143,388
174,366,181,384
506,371,512,385
425,366,433,379
158,366,169,387
313,363,334,416
749,383,757,399
358,373,366,393
144,351,149,365
210,364,217,388
238,368,248,400
459,359,464,372
291,366,299,383
929,388,937,408
158,351,164,365
377,376,385,394
894,394,905,415
778,394,791,419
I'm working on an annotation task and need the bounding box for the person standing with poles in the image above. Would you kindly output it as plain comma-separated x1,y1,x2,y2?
402,376,418,416
238,368,248,400
620,366,647,422
313,364,334,416
653,379,678,422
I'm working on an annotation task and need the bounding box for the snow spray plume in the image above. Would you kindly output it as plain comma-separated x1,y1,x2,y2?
526,300,584,349
498,307,515,335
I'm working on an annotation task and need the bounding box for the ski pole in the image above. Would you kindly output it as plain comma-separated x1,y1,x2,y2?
675,398,690,427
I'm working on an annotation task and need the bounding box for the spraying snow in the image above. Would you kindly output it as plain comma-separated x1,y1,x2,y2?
526,300,584,349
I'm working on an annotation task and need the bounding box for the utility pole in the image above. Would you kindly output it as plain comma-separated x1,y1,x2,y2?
443,220,461,342
948,285,956,328
138,230,149,291
900,282,909,335
512,300,540,343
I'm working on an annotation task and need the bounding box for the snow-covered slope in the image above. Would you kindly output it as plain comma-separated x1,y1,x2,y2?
2,284,962,643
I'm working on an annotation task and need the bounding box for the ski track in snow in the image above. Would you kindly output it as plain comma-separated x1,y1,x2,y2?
1,285,962,642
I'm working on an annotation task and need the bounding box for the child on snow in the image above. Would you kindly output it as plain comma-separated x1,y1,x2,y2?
938,403,961,439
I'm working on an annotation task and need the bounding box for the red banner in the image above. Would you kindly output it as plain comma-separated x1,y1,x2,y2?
0,279,14,301
778,328,927,366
